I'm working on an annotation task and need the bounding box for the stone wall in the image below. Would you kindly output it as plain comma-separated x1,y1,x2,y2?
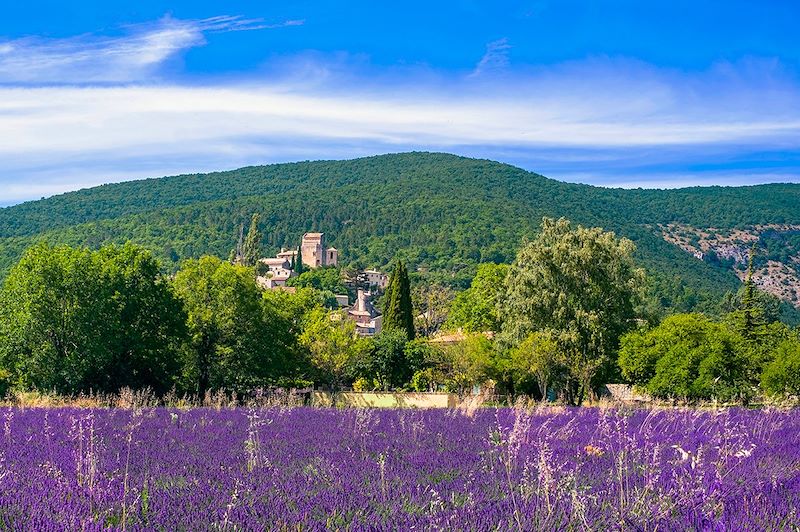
311,391,458,408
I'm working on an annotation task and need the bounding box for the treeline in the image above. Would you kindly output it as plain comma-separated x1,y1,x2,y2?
2,153,800,320
0,239,454,398
1,216,798,404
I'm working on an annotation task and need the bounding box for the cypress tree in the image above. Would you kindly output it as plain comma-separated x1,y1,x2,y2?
383,261,415,339
295,245,305,274
399,262,415,339
232,223,245,264
241,213,262,267
737,246,766,340
383,266,399,327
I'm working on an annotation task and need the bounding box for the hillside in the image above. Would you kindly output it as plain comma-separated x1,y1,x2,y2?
1,152,799,319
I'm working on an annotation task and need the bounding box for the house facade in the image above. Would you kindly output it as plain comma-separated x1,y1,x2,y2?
257,257,295,289
363,269,389,290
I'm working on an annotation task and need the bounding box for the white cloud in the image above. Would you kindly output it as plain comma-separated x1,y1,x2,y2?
0,16,298,83
0,44,799,203
471,38,512,77
1,63,797,158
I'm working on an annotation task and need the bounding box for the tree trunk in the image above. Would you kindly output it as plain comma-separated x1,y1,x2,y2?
197,334,212,399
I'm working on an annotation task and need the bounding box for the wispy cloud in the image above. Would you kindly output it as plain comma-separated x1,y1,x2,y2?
0,19,799,203
267,20,306,29
0,15,300,84
471,38,511,77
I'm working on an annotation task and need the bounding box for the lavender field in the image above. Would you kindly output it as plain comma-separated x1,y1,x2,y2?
0,406,798,530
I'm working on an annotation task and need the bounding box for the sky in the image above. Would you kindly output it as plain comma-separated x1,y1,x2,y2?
1,1,799,205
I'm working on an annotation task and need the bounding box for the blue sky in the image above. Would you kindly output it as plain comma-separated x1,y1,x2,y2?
1,1,799,204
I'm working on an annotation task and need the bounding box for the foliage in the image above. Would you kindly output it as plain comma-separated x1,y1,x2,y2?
3,152,792,317
445,263,508,333
298,308,368,391
260,286,327,377
351,376,379,392
507,331,564,400
172,256,288,396
412,282,454,337
439,333,494,394
356,329,416,391
761,338,800,397
407,344,451,392
721,283,783,327
241,213,262,267
294,245,305,275
383,261,415,340
286,266,347,295
619,314,752,402
262,286,326,334
501,217,645,404
409,368,437,392
0,242,186,395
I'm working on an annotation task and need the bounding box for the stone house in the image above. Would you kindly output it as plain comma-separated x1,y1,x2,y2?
257,257,295,289
363,269,389,290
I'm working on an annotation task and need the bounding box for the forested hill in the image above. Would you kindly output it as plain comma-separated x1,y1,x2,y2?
1,152,799,316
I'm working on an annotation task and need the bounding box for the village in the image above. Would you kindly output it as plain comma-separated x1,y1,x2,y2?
255,232,389,336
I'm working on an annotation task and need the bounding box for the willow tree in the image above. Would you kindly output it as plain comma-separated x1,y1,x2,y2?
501,217,644,405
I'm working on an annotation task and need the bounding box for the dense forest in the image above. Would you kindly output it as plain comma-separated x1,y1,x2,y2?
1,152,799,319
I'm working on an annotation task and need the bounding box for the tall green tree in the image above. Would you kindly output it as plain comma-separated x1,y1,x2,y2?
357,329,414,390
440,333,494,395
294,245,305,274
172,256,282,396
761,338,800,397
508,331,564,400
722,251,792,384
0,242,186,394
725,248,769,339
445,263,509,332
722,284,782,328
619,314,752,402
413,282,454,337
298,308,368,391
94,244,188,393
241,213,262,267
500,217,645,405
383,261,415,339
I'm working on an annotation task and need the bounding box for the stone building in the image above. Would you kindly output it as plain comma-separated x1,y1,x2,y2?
257,232,351,292
347,289,382,336
363,269,389,290
276,249,298,263
257,257,295,289
300,232,338,269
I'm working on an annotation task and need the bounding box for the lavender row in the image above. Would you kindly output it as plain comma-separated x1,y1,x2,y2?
0,406,798,530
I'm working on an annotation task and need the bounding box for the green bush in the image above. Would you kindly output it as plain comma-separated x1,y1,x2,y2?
619,314,752,402
761,339,800,397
